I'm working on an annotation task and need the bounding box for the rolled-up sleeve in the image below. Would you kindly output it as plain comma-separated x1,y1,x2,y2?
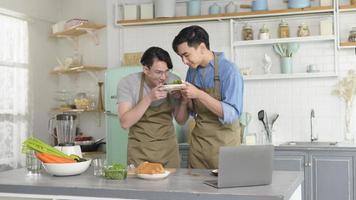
219,65,244,124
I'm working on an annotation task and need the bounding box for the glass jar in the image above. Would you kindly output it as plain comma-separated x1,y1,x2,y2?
278,20,290,38
348,30,356,42
74,92,90,110
297,23,310,37
242,24,254,40
259,24,270,40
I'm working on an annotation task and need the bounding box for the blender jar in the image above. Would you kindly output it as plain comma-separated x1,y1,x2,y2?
56,114,77,146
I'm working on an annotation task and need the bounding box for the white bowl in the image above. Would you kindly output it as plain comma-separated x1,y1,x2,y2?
42,159,91,176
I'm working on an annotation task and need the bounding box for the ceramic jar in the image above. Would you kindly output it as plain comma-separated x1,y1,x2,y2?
187,0,201,16
154,0,175,18
297,23,310,37
242,24,254,40
252,0,268,11
209,3,222,15
279,20,290,38
225,1,237,13
259,24,270,40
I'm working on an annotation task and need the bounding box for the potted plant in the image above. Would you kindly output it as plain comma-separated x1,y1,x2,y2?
273,43,299,74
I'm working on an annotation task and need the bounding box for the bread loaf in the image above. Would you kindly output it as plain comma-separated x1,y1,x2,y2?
136,162,165,174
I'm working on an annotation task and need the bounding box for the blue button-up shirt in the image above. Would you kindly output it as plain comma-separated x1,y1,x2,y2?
185,52,244,124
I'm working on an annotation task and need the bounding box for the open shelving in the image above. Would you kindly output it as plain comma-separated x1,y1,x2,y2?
116,6,333,26
234,35,336,46
243,72,337,80
51,23,106,37
50,65,107,74
51,108,103,113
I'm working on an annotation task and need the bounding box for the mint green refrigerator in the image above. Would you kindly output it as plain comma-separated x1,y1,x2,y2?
105,66,142,165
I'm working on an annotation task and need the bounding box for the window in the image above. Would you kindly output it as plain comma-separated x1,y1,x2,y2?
0,14,29,169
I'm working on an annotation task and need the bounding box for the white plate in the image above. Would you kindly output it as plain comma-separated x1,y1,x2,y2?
136,170,170,180
162,84,185,92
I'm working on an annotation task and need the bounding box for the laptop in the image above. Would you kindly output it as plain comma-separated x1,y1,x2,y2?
204,145,274,188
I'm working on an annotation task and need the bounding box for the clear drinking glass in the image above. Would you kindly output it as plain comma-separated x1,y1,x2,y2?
93,158,106,176
26,150,41,174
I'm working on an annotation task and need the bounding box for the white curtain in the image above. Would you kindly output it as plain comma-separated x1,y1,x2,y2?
0,14,29,169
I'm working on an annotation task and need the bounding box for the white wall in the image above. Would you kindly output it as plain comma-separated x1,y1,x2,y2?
0,0,61,142
107,0,356,144
57,0,107,140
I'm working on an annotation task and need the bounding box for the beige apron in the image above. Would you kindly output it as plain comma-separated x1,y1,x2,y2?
127,73,180,168
189,53,241,169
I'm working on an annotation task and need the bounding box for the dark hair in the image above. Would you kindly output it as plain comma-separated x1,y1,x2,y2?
140,47,173,69
172,25,210,53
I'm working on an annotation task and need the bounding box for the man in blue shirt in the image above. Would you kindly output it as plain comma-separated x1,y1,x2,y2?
172,25,244,169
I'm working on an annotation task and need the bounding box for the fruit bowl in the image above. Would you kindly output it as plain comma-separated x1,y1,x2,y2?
42,159,91,176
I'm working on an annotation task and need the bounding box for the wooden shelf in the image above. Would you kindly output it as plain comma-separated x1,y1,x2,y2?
340,41,356,48
234,35,335,46
51,23,106,37
51,65,107,74
243,72,337,80
339,5,356,12
51,108,103,113
117,6,333,26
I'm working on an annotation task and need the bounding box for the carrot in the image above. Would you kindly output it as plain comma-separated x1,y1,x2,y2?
37,152,77,163
36,152,57,163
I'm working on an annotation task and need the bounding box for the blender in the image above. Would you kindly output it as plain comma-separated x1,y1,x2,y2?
49,114,82,157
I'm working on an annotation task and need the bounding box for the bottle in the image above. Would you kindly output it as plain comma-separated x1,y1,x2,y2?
259,24,270,40
242,23,254,40
297,23,310,37
278,19,290,38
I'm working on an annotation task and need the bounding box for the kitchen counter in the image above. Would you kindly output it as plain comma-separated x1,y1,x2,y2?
0,168,302,200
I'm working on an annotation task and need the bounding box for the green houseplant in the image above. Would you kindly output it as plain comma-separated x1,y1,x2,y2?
273,43,300,74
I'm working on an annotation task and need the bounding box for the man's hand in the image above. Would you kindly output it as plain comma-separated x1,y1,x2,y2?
181,82,202,99
148,85,168,101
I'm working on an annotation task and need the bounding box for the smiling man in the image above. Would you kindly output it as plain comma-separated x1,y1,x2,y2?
117,47,187,168
172,25,244,169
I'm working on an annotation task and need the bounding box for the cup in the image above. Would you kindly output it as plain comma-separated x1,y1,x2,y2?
93,158,106,176
26,150,41,174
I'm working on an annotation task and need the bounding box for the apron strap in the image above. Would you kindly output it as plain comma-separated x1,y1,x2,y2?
213,53,221,101
138,73,145,101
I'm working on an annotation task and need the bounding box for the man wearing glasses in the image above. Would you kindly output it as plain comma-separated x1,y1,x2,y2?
117,47,187,168
172,25,244,169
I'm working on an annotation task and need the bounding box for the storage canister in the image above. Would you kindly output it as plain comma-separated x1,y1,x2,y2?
279,20,290,38
154,0,175,18
297,23,310,37
348,29,356,42
187,0,201,16
259,24,270,40
242,24,254,40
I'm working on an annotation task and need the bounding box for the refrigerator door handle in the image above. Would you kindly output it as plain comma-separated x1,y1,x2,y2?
105,110,118,116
